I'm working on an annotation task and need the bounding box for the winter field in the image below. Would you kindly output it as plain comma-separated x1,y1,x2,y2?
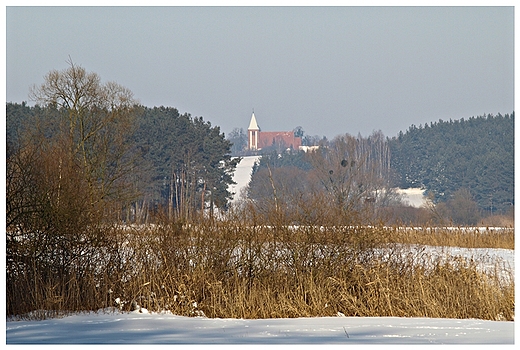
5,156,516,344
5,243,515,344
5,307,515,344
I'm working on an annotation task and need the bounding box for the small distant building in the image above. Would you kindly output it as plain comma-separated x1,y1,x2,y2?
247,111,301,151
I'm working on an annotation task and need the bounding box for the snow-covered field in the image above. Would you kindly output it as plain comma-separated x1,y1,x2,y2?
5,309,515,344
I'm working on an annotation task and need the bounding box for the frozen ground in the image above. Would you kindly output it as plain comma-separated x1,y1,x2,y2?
5,310,515,344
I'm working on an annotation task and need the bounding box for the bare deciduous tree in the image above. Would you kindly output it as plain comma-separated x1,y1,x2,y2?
306,132,395,224
7,61,141,315
29,58,139,212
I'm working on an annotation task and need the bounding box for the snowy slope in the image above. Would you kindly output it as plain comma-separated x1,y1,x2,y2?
229,156,261,202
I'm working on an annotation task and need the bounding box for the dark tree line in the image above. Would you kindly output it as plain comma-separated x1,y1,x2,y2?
6,66,238,225
132,106,240,222
246,115,514,225
6,103,238,223
388,113,514,215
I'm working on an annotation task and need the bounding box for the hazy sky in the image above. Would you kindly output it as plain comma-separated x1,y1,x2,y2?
5,5,514,139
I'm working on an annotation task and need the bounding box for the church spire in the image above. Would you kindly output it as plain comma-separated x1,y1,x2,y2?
248,110,259,150
248,110,259,131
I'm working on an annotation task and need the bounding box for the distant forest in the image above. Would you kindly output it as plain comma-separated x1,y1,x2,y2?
388,113,514,215
6,101,514,221
246,113,514,223
6,102,238,222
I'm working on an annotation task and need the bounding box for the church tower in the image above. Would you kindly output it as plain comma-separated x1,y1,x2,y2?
248,111,260,150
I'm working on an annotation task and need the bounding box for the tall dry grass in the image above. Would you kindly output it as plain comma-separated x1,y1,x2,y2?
7,209,514,321
383,226,514,250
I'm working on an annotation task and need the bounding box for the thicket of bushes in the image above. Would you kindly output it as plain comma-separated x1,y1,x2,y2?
7,210,514,321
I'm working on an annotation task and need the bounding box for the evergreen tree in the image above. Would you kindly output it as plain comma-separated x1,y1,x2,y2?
133,107,238,221
388,113,514,214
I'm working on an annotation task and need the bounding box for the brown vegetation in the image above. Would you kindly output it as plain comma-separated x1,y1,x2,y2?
382,226,514,250
7,214,514,321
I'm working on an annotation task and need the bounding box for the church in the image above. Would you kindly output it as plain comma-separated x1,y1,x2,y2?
247,111,302,151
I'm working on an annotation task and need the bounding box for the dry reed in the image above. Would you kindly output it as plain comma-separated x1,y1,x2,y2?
7,212,514,321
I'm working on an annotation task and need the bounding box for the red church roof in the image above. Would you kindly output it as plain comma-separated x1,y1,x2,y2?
247,112,301,151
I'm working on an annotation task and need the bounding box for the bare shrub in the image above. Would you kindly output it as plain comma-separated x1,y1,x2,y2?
73,219,512,321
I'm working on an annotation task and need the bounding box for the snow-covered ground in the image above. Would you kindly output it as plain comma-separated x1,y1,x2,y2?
229,155,261,202
5,310,514,344
396,187,428,208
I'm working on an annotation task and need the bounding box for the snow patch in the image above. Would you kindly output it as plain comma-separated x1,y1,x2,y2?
229,155,261,202
397,188,428,208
